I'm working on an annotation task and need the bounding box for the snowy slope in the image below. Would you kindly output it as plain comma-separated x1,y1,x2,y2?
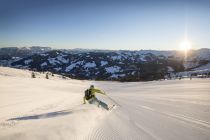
1,67,210,140
193,63,210,71
0,67,105,139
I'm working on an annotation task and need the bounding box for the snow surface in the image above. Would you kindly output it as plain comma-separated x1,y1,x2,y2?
100,61,108,66
54,67,62,71
48,58,61,65
40,53,48,57
56,55,69,64
136,50,177,57
167,66,174,72
191,48,210,60
84,62,96,68
139,56,147,61
177,69,210,77
65,61,83,72
111,55,122,60
40,62,47,67
183,61,199,70
110,73,125,78
105,66,121,74
1,67,210,140
24,59,32,65
193,63,210,71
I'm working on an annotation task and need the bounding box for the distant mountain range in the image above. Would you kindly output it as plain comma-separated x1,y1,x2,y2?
0,47,210,81
0,46,51,59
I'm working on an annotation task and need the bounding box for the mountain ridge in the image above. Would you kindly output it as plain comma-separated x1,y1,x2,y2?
1,47,210,81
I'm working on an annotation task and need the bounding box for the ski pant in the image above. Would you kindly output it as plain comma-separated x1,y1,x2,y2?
88,97,109,110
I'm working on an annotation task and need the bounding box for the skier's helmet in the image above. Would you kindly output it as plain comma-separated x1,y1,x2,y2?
90,85,94,88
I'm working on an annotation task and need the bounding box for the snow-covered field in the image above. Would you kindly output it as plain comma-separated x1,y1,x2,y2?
0,67,210,140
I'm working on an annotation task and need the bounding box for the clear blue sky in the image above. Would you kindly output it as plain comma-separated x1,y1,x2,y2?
0,0,210,50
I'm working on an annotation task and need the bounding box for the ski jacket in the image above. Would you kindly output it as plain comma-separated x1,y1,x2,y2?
83,87,105,103
89,87,105,96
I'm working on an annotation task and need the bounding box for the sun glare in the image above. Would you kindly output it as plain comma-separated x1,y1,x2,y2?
180,40,191,51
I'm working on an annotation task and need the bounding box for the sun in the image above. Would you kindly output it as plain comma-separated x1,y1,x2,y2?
179,40,192,51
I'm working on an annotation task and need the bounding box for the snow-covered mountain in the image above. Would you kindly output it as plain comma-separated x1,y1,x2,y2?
9,50,181,81
0,46,51,59
0,46,51,66
1,47,210,81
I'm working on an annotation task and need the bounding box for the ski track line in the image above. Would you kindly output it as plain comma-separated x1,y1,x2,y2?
90,122,131,140
120,98,210,130
108,99,157,140
88,126,115,140
121,96,210,124
114,108,149,140
119,102,161,140
139,105,155,111
138,105,210,131
86,112,119,140
86,109,137,140
120,100,210,135
133,121,162,140
149,97,210,106
106,110,132,140
166,113,210,130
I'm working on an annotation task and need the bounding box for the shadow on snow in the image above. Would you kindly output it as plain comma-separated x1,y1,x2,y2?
7,109,73,121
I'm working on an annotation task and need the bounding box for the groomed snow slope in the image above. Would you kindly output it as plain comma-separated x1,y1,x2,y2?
0,67,210,140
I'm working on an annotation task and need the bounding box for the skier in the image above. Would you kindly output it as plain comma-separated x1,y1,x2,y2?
83,85,109,110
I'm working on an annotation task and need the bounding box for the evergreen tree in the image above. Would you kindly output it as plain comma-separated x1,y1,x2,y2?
31,72,36,78
46,73,49,79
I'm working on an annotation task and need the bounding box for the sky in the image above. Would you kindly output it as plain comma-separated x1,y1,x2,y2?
0,0,210,50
